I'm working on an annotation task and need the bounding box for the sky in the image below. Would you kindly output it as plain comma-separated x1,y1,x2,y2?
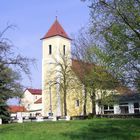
0,0,90,99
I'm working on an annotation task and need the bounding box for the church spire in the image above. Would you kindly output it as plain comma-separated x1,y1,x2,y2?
41,19,71,40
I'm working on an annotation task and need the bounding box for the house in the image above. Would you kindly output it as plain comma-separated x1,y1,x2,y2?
8,105,28,119
21,88,42,116
95,91,140,115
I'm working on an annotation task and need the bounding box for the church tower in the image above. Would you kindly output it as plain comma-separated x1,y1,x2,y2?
41,19,71,116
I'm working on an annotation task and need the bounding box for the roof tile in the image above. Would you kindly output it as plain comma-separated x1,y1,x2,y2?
41,19,71,40
27,88,42,95
8,106,27,113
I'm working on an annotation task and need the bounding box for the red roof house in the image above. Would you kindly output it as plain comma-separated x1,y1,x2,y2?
21,88,42,115
8,106,27,113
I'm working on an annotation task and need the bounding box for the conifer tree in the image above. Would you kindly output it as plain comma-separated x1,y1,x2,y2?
0,25,34,122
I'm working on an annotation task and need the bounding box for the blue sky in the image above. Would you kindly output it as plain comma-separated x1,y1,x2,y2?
0,0,90,92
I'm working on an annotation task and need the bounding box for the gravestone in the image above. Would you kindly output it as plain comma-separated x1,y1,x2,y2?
17,112,23,123
0,118,2,124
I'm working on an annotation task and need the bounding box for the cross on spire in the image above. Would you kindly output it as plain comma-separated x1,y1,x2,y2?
55,10,58,20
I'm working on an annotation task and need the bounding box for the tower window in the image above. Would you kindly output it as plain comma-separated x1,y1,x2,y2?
63,45,65,55
76,99,80,107
49,45,52,55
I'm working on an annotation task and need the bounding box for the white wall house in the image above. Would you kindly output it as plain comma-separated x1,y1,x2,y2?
21,88,42,116
96,93,140,115
8,105,28,119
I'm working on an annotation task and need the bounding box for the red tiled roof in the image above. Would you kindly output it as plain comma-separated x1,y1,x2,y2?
27,88,42,95
41,19,71,40
34,98,42,104
71,59,94,82
8,106,27,113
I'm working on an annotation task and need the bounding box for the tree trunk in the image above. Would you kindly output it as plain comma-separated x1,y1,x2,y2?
83,86,87,116
91,97,96,115
91,92,96,115
63,91,67,116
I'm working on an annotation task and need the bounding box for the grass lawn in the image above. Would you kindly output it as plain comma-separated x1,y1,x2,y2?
0,118,140,140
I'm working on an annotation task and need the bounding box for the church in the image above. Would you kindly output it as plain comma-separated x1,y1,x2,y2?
41,19,90,117
40,19,140,117
21,19,140,118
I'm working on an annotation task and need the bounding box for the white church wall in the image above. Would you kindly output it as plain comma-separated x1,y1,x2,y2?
42,35,71,116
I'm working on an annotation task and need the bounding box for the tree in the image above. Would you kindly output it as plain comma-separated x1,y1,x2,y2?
51,53,78,116
0,65,22,122
72,28,97,115
73,28,120,115
82,0,140,91
0,25,34,122
71,58,93,115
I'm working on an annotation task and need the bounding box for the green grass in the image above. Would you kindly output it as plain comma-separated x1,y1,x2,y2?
0,118,140,140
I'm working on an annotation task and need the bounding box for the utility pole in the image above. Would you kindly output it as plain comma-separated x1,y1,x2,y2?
49,81,52,116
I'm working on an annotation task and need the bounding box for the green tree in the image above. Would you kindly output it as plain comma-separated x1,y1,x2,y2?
0,25,34,122
73,28,96,115
73,29,119,115
0,65,22,122
82,0,140,91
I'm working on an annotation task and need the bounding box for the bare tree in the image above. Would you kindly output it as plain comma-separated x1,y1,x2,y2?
51,53,80,116
0,24,35,122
